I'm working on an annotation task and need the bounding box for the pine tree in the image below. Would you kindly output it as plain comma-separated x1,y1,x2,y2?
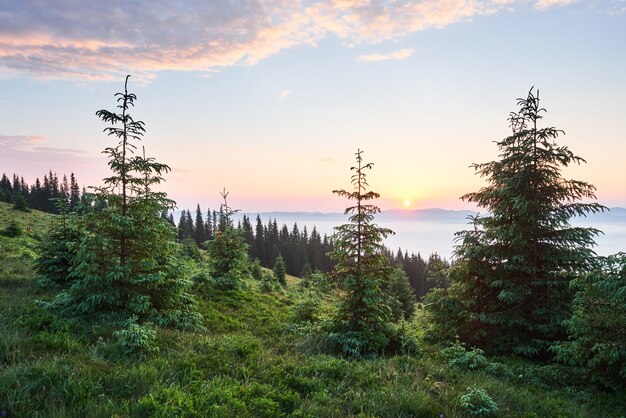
329,149,395,356
427,88,605,357
51,75,201,334
273,253,287,286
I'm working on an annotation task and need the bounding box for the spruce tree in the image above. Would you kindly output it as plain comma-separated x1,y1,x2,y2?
427,88,605,357
52,75,201,333
36,198,83,287
329,149,395,356
273,253,287,286
206,189,249,290
69,173,81,211
552,253,626,389
193,204,205,245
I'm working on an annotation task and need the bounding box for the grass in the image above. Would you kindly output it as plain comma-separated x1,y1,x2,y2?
1,205,624,417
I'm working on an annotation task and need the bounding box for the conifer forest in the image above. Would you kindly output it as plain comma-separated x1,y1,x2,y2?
0,78,624,417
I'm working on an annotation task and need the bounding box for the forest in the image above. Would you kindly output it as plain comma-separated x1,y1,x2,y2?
0,77,624,417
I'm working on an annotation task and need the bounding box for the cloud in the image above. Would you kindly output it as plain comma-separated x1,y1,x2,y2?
0,133,105,185
358,48,413,62
0,134,46,148
0,1,578,82
279,90,291,99
534,0,577,10
0,133,88,156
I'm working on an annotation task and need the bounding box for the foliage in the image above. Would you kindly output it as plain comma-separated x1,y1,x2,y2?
426,253,450,290
290,292,322,324
36,199,84,287
259,270,281,293
384,268,416,321
12,193,29,212
48,76,201,330
551,253,626,389
300,271,333,294
329,149,395,356
206,189,250,290
441,342,512,377
1,220,22,237
429,88,605,357
273,253,287,286
113,318,159,355
250,258,263,280
459,387,498,417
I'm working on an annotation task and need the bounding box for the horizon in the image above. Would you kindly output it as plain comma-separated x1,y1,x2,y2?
1,1,625,212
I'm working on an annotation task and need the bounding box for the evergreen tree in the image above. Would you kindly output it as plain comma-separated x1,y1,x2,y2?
51,75,201,333
206,189,249,290
551,253,626,389
69,173,81,211
36,198,83,287
273,253,287,286
193,204,205,245
205,208,214,240
241,215,255,258
329,149,395,356
254,215,265,263
426,88,605,357
384,268,416,321
426,253,450,290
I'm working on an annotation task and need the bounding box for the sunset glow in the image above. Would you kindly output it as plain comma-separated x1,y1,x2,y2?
0,1,624,212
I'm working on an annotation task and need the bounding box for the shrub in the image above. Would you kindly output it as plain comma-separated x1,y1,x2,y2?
1,220,22,237
113,318,159,355
459,387,498,417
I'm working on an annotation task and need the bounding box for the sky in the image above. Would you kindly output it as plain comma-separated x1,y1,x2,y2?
1,0,625,213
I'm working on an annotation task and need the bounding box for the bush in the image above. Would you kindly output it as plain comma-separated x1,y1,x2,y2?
260,271,281,293
459,387,498,417
1,220,22,237
441,342,511,377
291,294,322,323
113,319,159,355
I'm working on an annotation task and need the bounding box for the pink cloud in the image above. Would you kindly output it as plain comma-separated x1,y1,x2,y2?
534,0,577,10
358,48,413,62
0,134,46,148
0,0,529,82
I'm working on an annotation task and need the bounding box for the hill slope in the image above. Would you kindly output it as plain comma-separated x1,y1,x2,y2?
0,207,624,417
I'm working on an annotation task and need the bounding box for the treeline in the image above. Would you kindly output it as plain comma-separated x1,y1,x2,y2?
175,204,450,298
175,206,334,275
0,172,84,213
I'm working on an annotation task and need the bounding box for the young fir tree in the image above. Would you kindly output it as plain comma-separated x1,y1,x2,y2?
36,198,84,287
51,75,201,332
329,149,395,356
383,268,416,321
426,88,605,357
551,253,626,389
273,253,287,286
206,189,249,290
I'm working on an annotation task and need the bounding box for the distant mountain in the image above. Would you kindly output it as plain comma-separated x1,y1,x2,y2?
175,207,626,225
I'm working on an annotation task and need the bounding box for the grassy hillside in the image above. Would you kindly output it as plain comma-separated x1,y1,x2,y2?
0,207,624,417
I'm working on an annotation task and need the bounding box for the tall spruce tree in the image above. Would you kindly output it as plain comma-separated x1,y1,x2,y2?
329,149,395,356
51,75,201,332
426,88,605,357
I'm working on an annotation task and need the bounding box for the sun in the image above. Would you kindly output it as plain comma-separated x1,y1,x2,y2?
403,200,411,208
